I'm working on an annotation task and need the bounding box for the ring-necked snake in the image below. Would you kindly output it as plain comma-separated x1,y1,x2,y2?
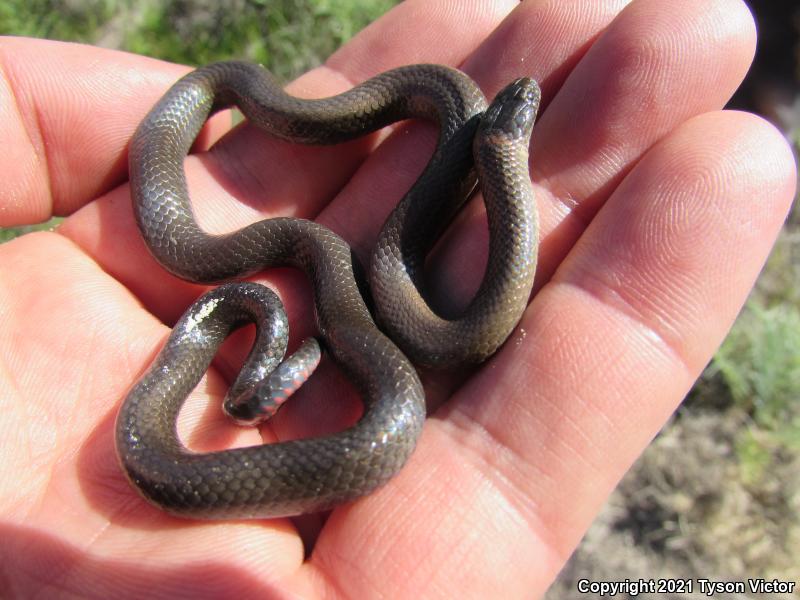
116,61,540,518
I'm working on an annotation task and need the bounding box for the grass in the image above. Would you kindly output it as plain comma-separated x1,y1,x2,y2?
707,210,800,477
0,0,115,43
714,302,800,429
0,0,396,80
0,217,62,243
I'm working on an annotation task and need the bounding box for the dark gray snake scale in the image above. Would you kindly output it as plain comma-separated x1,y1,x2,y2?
116,61,540,518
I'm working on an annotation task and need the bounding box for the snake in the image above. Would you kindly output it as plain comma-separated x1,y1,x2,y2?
116,61,540,519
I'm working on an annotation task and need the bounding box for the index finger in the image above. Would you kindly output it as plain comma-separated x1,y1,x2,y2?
0,37,196,226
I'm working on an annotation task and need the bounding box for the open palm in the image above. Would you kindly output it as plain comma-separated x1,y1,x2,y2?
0,1,795,597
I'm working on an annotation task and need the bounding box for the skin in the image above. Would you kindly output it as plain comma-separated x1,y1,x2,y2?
0,0,795,597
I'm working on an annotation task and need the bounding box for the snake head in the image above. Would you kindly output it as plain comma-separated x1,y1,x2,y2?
478,77,541,141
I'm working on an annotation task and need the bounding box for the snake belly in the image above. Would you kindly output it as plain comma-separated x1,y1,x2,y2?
117,61,540,518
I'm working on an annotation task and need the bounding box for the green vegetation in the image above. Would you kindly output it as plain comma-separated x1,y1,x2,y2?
1,0,396,79
0,217,62,243
714,302,800,430
1,0,115,43
712,297,800,490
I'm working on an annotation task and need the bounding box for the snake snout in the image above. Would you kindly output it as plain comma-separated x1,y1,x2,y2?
479,77,542,140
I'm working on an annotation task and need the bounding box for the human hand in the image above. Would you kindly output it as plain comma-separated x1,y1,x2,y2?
0,1,795,597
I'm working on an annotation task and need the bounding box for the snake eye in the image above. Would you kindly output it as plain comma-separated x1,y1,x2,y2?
514,103,536,134
479,78,541,139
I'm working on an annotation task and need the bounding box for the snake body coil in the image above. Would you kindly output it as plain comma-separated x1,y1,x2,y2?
117,61,540,518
